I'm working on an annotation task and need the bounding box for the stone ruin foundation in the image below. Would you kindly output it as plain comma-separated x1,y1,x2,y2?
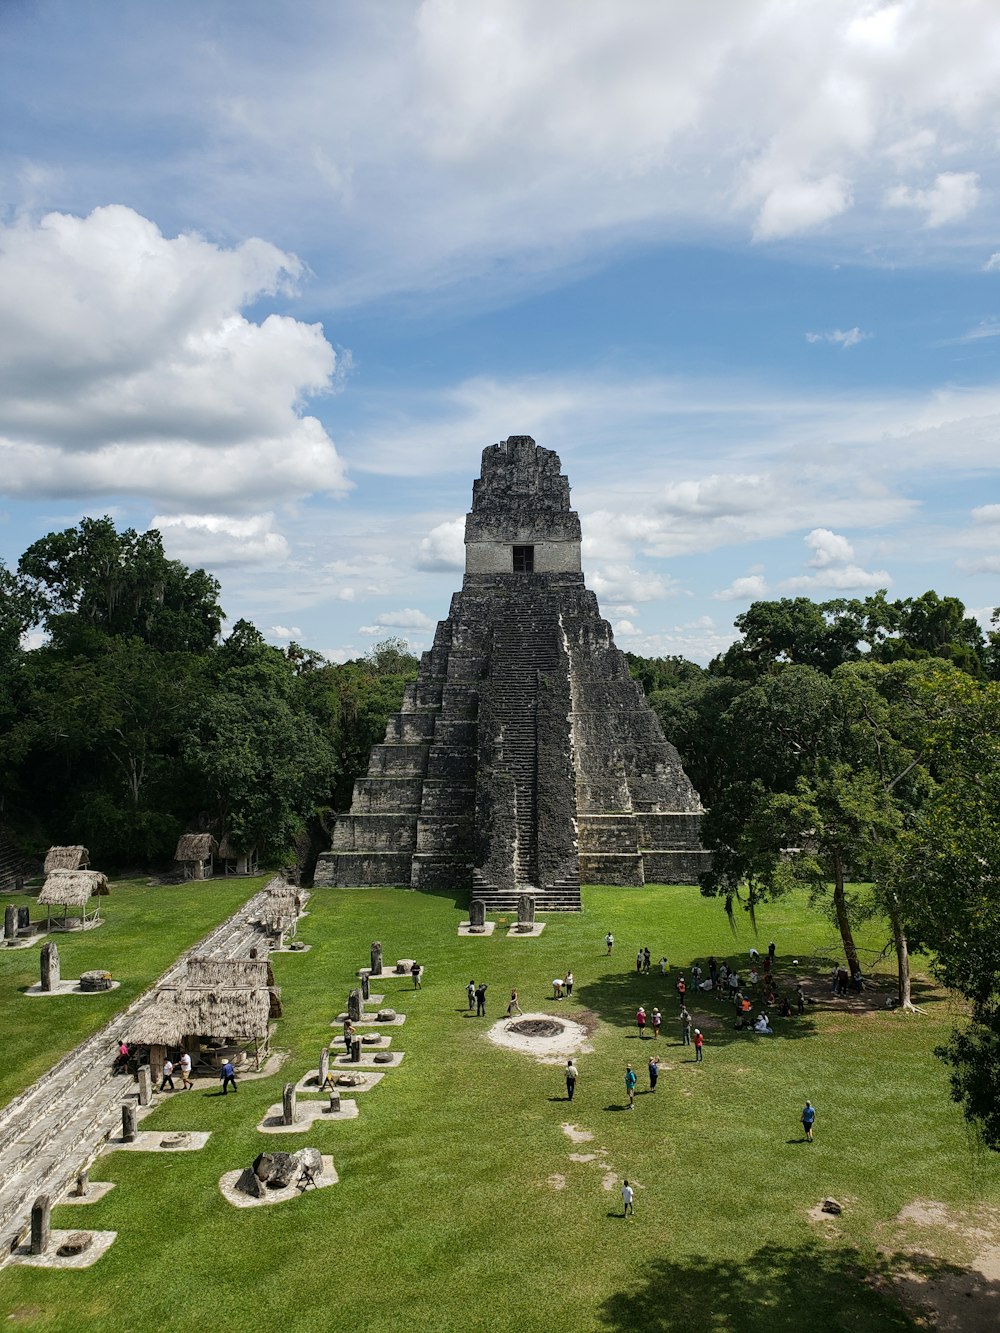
316,436,710,909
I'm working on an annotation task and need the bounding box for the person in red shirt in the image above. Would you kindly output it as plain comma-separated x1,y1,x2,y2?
636,1005,646,1039
676,975,686,1006
694,1028,704,1062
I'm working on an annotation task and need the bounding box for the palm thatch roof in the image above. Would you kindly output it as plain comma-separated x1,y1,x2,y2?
126,954,281,1046
174,833,218,862
259,886,301,931
43,845,89,873
38,869,110,906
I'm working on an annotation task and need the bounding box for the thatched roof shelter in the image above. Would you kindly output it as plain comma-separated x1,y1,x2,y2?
43,845,89,873
126,955,281,1062
218,833,259,876
38,869,109,929
174,832,218,880
175,833,218,862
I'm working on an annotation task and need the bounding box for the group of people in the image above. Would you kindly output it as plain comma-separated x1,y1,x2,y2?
466,980,489,1016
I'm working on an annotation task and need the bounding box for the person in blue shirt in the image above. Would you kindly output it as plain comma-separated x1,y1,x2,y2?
802,1100,816,1141
220,1060,238,1095
624,1064,637,1110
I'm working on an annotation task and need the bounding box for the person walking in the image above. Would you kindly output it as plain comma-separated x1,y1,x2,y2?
564,969,574,996
680,1005,692,1045
636,949,643,974
220,1059,237,1095
179,1050,193,1090
651,1007,662,1039
159,1058,175,1092
675,975,686,1007
622,1179,635,1218
659,956,669,975
565,1060,579,1101
411,960,422,989
475,982,488,1017
606,932,614,955
648,1056,659,1093
694,1029,704,1063
802,1100,816,1142
636,1005,646,1039
467,979,476,1011
643,947,651,974
624,1064,637,1109
507,988,523,1017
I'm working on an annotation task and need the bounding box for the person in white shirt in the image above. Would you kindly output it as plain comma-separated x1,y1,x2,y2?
159,1058,175,1092
179,1050,193,1090
621,1180,634,1218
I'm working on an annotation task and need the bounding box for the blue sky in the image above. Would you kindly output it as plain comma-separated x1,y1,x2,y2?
2,0,999,662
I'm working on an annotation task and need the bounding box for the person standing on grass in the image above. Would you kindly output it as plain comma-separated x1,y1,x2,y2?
220,1060,237,1095
802,1100,816,1141
343,1018,356,1059
796,985,806,1016
476,982,488,1016
159,1058,175,1092
636,1005,646,1039
565,1060,579,1101
606,932,614,955
680,1006,692,1045
675,975,686,1007
467,979,476,1011
643,947,651,974
694,1029,704,1063
659,956,669,975
708,956,718,987
622,1179,634,1218
636,949,643,974
179,1050,193,1090
564,969,574,996
411,960,421,989
625,1064,637,1109
651,1007,662,1040
648,1056,659,1093
507,988,523,1017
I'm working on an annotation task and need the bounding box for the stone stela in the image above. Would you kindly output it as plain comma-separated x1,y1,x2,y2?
315,436,710,910
40,941,60,991
370,941,383,976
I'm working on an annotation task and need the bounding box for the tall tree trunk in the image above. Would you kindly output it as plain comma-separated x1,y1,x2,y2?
832,852,861,979
888,894,915,1010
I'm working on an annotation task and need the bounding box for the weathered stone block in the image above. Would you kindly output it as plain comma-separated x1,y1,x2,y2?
137,1064,153,1106
469,898,486,928
348,988,363,1021
121,1104,137,1142
30,1195,51,1255
40,941,60,991
281,1082,297,1126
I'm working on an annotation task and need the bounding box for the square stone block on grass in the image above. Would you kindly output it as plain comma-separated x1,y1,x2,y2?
458,922,496,936
23,979,122,997
59,1182,116,1205
336,1012,406,1028
258,1099,359,1131
506,923,546,938
8,1230,117,1269
329,1051,405,1070
328,1033,391,1052
104,1131,211,1153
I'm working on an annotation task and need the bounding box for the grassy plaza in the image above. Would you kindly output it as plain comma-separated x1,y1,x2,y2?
1,880,999,1331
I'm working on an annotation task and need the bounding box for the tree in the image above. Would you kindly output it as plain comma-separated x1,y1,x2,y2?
18,516,222,652
898,671,1000,1144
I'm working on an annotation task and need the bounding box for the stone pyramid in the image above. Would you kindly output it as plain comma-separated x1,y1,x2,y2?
314,436,709,910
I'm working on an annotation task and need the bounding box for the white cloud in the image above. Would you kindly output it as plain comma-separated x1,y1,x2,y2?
270,625,303,640
0,206,349,510
983,253,1000,272
805,528,855,567
612,619,640,638
589,564,676,604
362,608,436,631
782,528,891,591
713,574,769,601
805,327,872,348
885,171,981,228
972,504,1000,524
415,517,465,571
753,175,853,241
152,512,290,566
958,319,1000,342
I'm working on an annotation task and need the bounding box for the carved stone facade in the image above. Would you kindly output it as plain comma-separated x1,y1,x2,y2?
314,436,710,910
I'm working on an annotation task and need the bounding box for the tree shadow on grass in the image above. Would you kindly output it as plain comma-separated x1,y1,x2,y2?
595,1240,999,1332
575,971,819,1051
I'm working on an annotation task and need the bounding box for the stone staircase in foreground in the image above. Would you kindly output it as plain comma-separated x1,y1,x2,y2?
0,880,281,1261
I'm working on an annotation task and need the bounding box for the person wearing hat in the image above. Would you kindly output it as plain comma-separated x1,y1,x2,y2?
694,1029,704,1062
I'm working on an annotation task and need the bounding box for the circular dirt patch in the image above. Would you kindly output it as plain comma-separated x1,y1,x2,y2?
486,1012,591,1064
509,1018,565,1038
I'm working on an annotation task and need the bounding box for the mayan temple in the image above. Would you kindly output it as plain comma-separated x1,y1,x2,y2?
314,436,710,910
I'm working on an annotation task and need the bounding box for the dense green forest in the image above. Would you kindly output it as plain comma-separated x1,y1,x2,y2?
2,518,1000,1144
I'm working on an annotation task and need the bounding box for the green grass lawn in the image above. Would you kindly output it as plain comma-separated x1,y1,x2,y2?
0,875,271,1109
1,882,998,1332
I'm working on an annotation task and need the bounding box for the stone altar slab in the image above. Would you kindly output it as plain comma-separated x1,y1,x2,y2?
257,1099,359,1131
219,1154,337,1207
